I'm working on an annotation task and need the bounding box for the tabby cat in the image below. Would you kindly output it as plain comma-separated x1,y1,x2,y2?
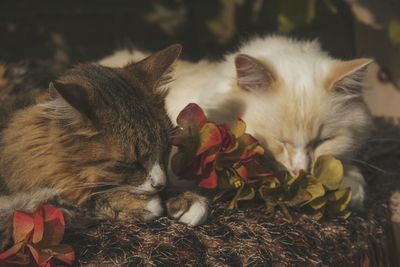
0,44,205,249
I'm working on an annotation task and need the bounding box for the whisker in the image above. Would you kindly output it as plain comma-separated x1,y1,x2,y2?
69,182,120,190
88,185,152,197
89,187,126,197
349,158,394,174
366,138,400,143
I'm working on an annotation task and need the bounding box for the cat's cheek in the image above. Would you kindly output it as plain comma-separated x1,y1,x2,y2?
142,195,164,221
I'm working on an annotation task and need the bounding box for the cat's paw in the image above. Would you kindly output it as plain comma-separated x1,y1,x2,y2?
142,195,164,221
341,166,366,209
97,192,164,221
166,192,210,226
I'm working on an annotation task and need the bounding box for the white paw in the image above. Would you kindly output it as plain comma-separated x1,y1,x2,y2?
341,166,366,209
143,195,163,221
170,197,209,226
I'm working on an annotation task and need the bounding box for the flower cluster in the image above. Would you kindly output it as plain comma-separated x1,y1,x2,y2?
172,103,352,220
259,155,352,221
172,103,276,208
0,205,74,267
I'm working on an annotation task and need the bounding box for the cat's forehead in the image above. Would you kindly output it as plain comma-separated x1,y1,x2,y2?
106,123,167,163
68,64,169,159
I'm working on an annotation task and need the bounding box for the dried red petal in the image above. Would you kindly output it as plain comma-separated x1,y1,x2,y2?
33,205,65,246
218,125,236,152
176,103,207,129
236,165,248,181
50,244,75,265
27,243,52,266
198,169,218,189
0,242,25,263
12,210,34,244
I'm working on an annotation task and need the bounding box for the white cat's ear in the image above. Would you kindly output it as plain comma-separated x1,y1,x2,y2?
326,58,373,96
124,44,182,89
235,54,275,93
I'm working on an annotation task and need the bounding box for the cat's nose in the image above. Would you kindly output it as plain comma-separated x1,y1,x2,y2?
149,162,167,191
291,149,311,176
151,180,166,190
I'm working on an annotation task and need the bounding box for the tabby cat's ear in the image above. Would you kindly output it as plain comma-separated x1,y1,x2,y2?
124,44,182,89
326,58,373,96
235,54,276,94
49,81,93,121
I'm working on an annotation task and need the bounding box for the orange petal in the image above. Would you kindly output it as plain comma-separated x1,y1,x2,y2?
0,241,25,261
232,118,246,138
32,207,44,244
197,123,222,155
12,210,34,244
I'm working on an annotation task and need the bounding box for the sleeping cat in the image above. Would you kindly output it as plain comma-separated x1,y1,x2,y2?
0,44,206,248
101,36,373,224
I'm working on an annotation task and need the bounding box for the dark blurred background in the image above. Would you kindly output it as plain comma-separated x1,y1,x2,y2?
1,0,400,116
0,0,360,63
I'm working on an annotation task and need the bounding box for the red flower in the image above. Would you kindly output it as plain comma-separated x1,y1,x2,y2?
172,103,272,191
0,205,75,267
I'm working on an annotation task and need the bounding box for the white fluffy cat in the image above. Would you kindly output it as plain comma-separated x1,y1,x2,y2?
100,36,373,225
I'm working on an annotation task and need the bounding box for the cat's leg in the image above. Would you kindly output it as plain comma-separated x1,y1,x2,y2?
95,192,164,221
166,191,210,226
341,165,366,209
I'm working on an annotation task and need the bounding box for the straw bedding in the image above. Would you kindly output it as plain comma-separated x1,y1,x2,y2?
66,118,400,266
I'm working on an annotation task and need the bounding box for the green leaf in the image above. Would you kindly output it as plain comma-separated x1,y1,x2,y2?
327,187,350,202
213,189,230,203
286,181,324,207
312,155,343,190
307,197,327,210
337,210,351,219
237,186,255,202
227,184,244,209
307,210,324,220
327,187,352,214
277,0,316,33
389,16,400,45
278,202,296,222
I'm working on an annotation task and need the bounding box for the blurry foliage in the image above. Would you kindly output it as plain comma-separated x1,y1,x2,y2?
277,0,317,33
389,16,400,45
1,0,399,63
